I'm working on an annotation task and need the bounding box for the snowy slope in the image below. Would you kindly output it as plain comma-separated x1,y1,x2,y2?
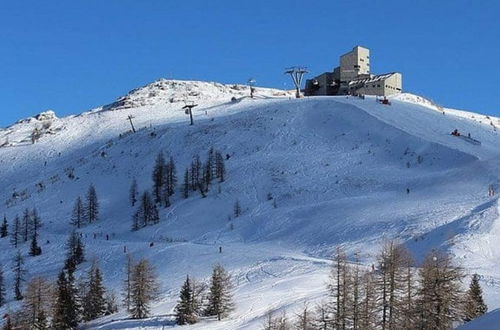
0,80,499,329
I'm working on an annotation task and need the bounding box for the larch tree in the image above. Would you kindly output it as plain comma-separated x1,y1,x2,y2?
21,276,51,329
183,168,190,199
71,196,85,228
463,273,487,322
129,258,159,319
10,216,20,248
294,304,315,330
152,152,166,203
122,254,134,312
215,151,226,182
13,250,25,301
205,264,234,321
416,250,464,330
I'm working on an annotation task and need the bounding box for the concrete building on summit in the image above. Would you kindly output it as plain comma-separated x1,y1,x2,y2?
305,46,402,97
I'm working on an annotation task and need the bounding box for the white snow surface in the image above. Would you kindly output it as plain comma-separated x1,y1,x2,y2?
1,79,500,329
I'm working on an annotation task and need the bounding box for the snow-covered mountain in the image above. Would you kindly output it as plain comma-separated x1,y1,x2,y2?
1,79,499,329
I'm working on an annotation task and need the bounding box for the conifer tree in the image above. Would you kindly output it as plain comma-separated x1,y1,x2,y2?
71,196,85,228
31,208,42,234
175,275,198,325
463,273,487,322
132,191,159,230
215,151,226,182
82,262,107,321
294,305,315,330
129,178,138,207
0,265,5,307
0,215,7,238
165,156,177,197
205,264,234,321
122,254,134,311
129,258,159,319
29,233,42,256
22,277,51,329
416,250,464,330
183,168,190,199
105,290,119,315
22,208,31,242
152,152,166,203
190,155,201,191
85,184,99,223
234,200,241,218
52,270,81,329
65,231,85,272
13,250,25,300
10,216,20,248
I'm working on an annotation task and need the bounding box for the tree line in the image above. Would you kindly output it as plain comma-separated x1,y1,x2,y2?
261,241,487,330
130,147,227,231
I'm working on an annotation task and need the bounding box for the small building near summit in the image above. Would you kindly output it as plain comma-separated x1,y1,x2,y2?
304,46,402,97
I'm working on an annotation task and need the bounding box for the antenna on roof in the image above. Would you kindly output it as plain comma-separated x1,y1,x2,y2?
285,66,308,98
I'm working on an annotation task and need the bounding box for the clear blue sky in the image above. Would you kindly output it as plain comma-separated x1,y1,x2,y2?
1,0,499,126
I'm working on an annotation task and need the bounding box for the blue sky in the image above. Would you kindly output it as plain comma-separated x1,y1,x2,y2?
1,0,499,126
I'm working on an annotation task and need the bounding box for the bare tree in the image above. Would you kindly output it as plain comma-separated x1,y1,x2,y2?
129,258,159,319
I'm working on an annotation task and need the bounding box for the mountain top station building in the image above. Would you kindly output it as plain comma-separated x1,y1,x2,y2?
304,46,402,97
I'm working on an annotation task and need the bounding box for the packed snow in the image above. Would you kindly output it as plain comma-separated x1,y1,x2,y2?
0,79,499,329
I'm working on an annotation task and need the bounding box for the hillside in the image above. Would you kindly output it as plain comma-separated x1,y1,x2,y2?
0,79,499,329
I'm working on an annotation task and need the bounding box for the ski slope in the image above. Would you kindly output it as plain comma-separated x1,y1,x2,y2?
0,79,499,329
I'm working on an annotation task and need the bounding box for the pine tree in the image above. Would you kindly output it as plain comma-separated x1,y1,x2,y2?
0,265,5,307
10,216,19,248
122,254,134,312
205,264,234,321
129,178,138,207
152,152,166,203
0,215,7,238
13,250,25,300
71,196,85,228
65,231,85,272
129,258,159,319
82,262,107,321
85,184,99,223
463,273,487,322
52,270,81,329
175,275,198,325
183,168,190,199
